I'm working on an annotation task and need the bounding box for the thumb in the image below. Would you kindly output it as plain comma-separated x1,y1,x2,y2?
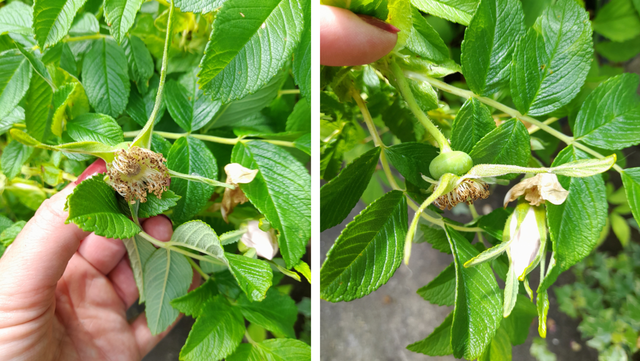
0,160,105,298
320,5,399,66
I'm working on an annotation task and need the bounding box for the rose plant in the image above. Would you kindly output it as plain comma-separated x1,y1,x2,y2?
320,0,640,359
0,0,311,360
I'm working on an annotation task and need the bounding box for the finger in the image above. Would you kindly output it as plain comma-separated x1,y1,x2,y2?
0,160,106,301
78,234,127,275
142,215,173,242
108,257,139,309
320,5,399,66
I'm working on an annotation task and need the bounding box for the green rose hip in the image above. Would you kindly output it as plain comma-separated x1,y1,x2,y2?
429,151,473,180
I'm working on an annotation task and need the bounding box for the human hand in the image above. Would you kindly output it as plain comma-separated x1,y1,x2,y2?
0,160,197,361
320,5,399,66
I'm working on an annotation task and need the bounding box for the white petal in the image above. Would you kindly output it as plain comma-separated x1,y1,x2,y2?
240,220,279,260
509,208,541,277
225,163,259,184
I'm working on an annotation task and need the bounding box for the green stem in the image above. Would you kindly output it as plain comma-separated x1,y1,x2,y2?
123,130,297,148
528,117,559,135
168,169,235,189
64,34,107,43
409,72,624,173
138,231,226,266
132,0,174,149
278,89,300,96
187,257,210,281
389,62,451,152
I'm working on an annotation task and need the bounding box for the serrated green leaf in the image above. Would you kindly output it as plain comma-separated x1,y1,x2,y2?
82,38,130,118
621,168,640,230
469,118,530,179
419,222,451,253
0,51,31,119
286,98,311,133
122,234,155,303
69,12,99,36
294,133,311,155
144,248,192,335
385,142,438,187
445,225,502,360
126,77,165,126
198,0,304,102
593,0,640,42
226,252,273,302
510,0,593,116
134,191,180,218
476,207,512,241
238,288,297,338
15,42,54,90
165,76,221,132
502,294,537,345
1,140,33,179
66,113,124,146
387,0,411,51
0,2,33,36
0,220,26,247
33,0,88,48
408,77,439,114
595,36,640,63
26,72,55,142
294,260,311,283
406,7,449,63
66,176,141,239
175,0,227,14
228,338,311,361
573,73,640,150
292,2,310,103
320,147,380,232
411,0,478,25
547,146,607,270
104,0,144,43
167,136,218,225
171,220,225,260
321,190,407,302
231,141,310,268
51,81,90,136
479,323,511,361
0,106,24,136
461,0,524,96
170,278,219,317
407,312,453,356
451,97,496,154
417,262,455,306
122,35,154,93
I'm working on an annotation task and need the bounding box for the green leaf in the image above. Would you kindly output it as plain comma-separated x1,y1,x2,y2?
66,176,141,239
136,191,180,218
469,118,530,178
445,225,502,360
170,278,219,317
167,136,218,225
385,142,438,186
165,76,221,132
228,339,311,361
547,146,607,270
387,0,412,51
451,98,496,154
82,38,130,118
122,35,154,93
294,260,311,283
1,140,33,179
611,213,631,248
104,0,144,43
320,147,380,232
0,220,26,247
175,0,227,14
573,73,640,150
231,141,310,268
510,0,593,116
15,43,54,90
407,312,453,356
479,324,511,361
126,78,165,126
238,288,297,338
144,248,193,335
51,81,90,137
286,98,311,133
411,0,478,25
226,253,273,302
416,262,455,306
461,0,524,96
294,133,311,155
66,113,124,146
502,294,537,345
122,234,155,303
406,7,450,63
33,0,88,48
69,12,99,35
593,0,640,42
321,190,407,302
408,77,439,114
198,0,305,102
0,51,31,119
419,222,451,253
621,168,640,229
292,3,310,103
0,2,33,36
595,36,640,63
171,220,225,260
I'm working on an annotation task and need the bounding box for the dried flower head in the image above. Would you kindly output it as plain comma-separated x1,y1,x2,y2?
503,173,569,207
433,178,490,210
221,163,259,222
106,146,170,203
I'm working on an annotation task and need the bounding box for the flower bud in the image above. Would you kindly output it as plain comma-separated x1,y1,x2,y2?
240,220,278,260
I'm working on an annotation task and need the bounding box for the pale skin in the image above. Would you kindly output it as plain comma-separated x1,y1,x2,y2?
0,160,198,361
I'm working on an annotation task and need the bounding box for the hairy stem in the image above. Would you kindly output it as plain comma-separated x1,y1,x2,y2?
408,72,624,173
123,130,297,148
132,0,174,149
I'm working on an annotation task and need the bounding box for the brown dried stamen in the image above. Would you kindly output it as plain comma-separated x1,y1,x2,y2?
106,146,170,203
433,179,490,210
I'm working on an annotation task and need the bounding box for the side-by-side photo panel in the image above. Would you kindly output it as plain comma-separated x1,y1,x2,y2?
320,0,640,360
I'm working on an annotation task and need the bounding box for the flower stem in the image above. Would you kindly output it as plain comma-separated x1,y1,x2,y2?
408,72,624,173
123,130,297,148
187,257,210,281
388,62,451,152
132,0,174,149
64,34,107,43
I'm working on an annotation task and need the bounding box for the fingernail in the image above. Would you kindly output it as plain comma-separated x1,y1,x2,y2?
158,214,173,225
75,159,107,185
357,15,400,34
